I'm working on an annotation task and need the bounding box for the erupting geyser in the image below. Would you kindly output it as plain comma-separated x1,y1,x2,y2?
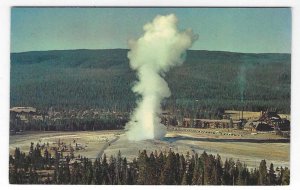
125,14,198,141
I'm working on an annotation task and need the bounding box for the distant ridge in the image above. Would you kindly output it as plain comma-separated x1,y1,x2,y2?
10,48,291,113
11,48,291,55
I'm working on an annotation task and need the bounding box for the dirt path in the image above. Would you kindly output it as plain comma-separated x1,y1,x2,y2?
96,135,120,159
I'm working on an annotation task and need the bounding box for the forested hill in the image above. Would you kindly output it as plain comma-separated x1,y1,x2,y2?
10,49,291,113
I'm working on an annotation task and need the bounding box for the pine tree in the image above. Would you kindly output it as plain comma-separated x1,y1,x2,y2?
181,171,188,185
156,151,165,182
186,154,195,184
214,154,223,185
8,143,292,185
258,160,268,185
227,158,237,185
93,158,102,184
29,142,34,156
131,157,138,184
148,152,158,184
14,148,21,167
87,160,94,184
249,168,259,185
9,165,18,184
174,153,181,184
200,151,209,185
126,164,135,185
222,159,231,185
70,146,75,159
178,154,186,184
101,154,109,184
108,155,116,184
44,149,49,166
53,168,58,184
281,167,290,185
236,160,249,185
192,157,203,185
71,161,83,184
45,173,51,184
160,149,176,185
137,150,149,184
268,163,276,185
62,163,71,184
206,154,218,185
121,157,128,185
116,150,122,184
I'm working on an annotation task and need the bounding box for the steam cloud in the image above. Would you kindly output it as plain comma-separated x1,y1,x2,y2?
125,14,198,141
238,65,246,103
238,62,256,103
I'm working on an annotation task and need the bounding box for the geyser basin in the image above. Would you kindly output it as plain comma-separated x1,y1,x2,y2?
125,14,198,141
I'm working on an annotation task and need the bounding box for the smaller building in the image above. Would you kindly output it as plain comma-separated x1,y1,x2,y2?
244,111,290,131
10,107,36,113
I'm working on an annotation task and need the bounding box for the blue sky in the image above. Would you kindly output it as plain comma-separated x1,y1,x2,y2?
11,7,291,53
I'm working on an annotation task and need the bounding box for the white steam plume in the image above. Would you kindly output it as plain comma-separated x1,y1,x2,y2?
125,14,198,141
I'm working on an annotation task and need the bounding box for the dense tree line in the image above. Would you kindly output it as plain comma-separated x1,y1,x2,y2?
10,113,128,132
11,49,291,114
9,143,290,185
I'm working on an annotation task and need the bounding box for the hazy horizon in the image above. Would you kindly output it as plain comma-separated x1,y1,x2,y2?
11,48,292,54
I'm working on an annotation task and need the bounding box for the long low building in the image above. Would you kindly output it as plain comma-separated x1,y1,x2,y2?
10,107,36,113
182,118,240,128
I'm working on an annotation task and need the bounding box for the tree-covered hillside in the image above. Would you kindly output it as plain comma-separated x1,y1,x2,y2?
10,49,291,113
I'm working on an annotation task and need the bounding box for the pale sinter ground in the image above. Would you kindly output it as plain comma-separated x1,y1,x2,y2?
9,129,289,169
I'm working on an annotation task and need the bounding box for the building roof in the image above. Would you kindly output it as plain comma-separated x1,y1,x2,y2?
258,111,281,121
10,107,36,113
183,118,239,124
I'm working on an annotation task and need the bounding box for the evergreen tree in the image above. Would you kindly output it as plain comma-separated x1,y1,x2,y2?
137,150,149,184
148,152,158,184
115,151,122,184
108,155,116,184
29,142,34,156
213,154,223,185
93,158,102,184
178,154,186,184
101,154,109,184
53,168,58,184
45,173,51,184
14,148,21,167
43,149,49,166
227,158,237,185
258,160,268,185
186,154,195,184
222,159,231,185
192,157,203,185
71,161,83,184
156,151,165,182
160,149,176,185
121,157,128,185
9,165,18,184
267,163,276,185
130,158,138,184
174,153,181,184
200,151,209,185
62,163,71,184
281,167,290,185
207,154,217,185
70,146,75,159
249,168,259,185
181,171,188,185
8,145,291,186
236,160,250,185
